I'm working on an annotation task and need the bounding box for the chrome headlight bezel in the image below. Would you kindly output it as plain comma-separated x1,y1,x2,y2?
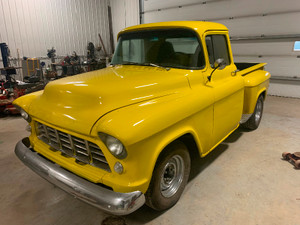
98,133,127,159
15,105,32,123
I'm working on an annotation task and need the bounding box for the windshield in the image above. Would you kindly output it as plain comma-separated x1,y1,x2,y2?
111,29,205,70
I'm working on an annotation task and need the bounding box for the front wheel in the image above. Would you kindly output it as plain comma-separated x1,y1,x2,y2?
241,95,264,130
145,141,191,211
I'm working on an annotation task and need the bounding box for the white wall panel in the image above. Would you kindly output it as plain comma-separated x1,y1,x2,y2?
0,0,111,63
232,42,297,57
110,0,139,46
268,83,300,98
234,56,300,77
110,0,125,45
224,13,300,37
144,0,300,22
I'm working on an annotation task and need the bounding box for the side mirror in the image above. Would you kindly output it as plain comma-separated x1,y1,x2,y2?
207,58,226,82
214,58,226,70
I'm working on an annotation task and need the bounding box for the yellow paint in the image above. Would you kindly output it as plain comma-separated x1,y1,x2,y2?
243,70,271,114
13,21,270,194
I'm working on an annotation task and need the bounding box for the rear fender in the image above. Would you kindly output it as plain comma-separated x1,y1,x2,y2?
243,70,270,114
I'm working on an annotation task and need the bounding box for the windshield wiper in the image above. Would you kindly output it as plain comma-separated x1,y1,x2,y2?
111,62,170,71
146,63,170,71
110,62,139,66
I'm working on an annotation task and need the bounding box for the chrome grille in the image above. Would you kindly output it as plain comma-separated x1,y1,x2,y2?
36,122,110,171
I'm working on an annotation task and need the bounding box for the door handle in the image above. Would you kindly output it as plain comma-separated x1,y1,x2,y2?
231,69,239,76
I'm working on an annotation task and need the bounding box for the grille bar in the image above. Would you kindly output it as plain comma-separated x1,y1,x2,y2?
36,122,110,171
68,134,75,155
54,129,62,149
91,149,105,157
74,143,87,151
42,124,50,140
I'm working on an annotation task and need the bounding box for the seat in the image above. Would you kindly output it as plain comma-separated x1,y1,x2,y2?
190,45,205,68
157,41,175,63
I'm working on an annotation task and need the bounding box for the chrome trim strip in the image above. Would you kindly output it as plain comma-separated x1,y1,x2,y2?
42,124,50,141
54,129,62,149
15,138,145,215
84,140,92,162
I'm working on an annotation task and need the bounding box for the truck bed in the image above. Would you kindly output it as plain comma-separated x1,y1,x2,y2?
235,63,266,76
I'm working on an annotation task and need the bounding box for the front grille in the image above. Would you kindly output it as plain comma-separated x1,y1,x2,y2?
36,122,110,171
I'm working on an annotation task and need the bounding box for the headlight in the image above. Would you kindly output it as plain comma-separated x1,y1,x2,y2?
15,106,31,122
98,133,127,159
114,162,124,174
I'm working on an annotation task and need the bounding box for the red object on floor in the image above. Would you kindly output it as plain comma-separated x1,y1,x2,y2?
0,86,25,115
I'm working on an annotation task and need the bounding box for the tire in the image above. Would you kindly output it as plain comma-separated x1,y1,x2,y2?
241,95,264,130
145,141,191,211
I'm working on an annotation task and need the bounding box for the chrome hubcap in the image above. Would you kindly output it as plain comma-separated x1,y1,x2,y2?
160,155,184,198
255,100,262,124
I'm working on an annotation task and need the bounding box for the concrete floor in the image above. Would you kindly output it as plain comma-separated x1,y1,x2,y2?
1,96,300,225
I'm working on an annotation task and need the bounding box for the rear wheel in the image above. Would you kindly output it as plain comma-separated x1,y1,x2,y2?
145,141,190,211
241,95,264,130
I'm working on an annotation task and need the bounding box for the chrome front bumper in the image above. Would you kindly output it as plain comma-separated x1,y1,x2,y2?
15,138,145,215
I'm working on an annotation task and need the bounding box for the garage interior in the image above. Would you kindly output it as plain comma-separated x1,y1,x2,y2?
1,0,300,224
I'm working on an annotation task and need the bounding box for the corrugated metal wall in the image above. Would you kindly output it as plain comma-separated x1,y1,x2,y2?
0,0,111,64
143,0,300,98
110,0,139,46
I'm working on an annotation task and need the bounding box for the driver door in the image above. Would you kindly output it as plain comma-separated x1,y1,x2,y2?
204,32,244,147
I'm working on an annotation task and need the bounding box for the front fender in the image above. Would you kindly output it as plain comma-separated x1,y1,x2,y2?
13,90,44,112
91,91,213,193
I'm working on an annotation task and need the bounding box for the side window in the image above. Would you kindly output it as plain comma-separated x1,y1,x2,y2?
205,35,230,67
205,36,214,67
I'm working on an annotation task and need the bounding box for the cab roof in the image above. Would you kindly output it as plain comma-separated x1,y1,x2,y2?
118,21,228,38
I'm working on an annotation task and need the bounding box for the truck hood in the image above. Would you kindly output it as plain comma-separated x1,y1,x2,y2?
29,65,190,135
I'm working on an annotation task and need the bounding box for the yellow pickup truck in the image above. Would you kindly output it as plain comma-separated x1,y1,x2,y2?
14,21,270,215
